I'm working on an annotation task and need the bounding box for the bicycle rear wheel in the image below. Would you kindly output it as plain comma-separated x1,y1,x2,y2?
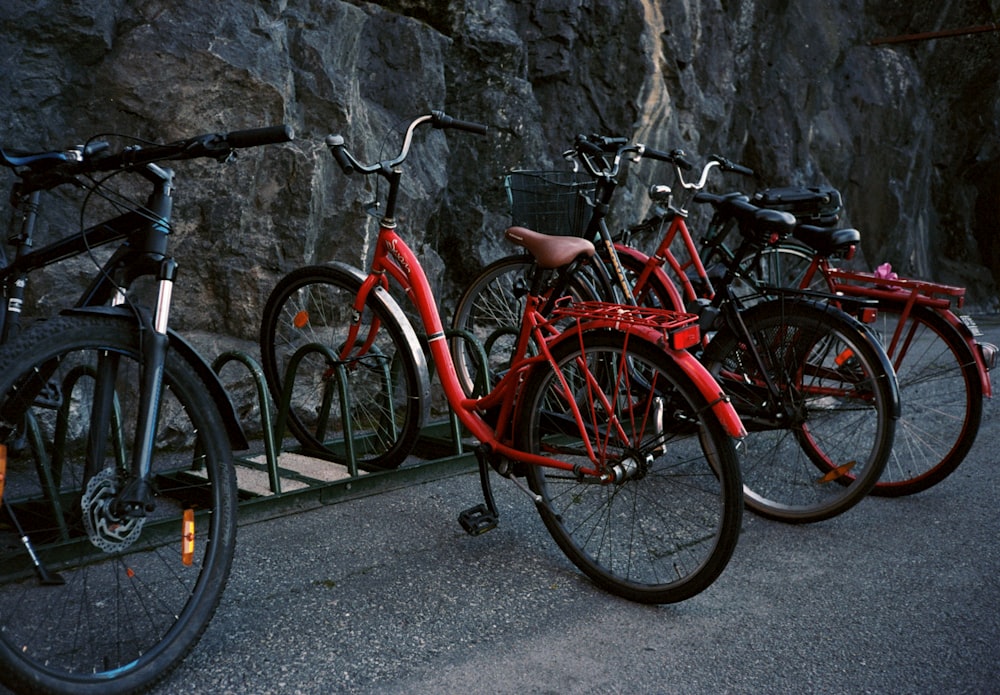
259,264,427,470
0,314,237,695
516,330,742,604
749,241,824,291
868,303,982,496
702,298,898,523
450,254,598,396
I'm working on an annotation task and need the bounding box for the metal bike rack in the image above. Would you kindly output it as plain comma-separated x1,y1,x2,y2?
8,331,488,524
211,329,490,515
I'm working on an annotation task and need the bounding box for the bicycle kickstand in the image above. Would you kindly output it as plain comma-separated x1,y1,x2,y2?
457,445,500,536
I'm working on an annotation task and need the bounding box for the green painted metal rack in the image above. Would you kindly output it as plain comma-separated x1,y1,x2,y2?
211,336,481,518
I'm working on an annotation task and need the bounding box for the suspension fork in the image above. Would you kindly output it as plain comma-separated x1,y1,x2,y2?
106,165,177,517
108,258,176,518
1,189,41,343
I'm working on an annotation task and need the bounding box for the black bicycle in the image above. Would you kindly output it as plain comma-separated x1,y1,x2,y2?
0,124,291,695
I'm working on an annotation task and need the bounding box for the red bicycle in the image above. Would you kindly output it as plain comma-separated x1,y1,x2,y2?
453,137,900,524
698,185,996,496
259,113,745,604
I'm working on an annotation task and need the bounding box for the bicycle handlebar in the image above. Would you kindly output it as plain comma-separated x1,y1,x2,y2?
564,134,696,180
222,125,295,150
639,144,694,170
0,124,294,188
670,155,755,192
325,111,489,176
710,155,754,179
94,125,294,171
430,111,490,136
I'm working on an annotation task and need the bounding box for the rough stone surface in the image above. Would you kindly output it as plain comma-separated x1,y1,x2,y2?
2,0,998,346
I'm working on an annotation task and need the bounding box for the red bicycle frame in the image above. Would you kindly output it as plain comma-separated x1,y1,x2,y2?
620,213,709,308
794,258,993,397
610,195,993,400
339,219,745,478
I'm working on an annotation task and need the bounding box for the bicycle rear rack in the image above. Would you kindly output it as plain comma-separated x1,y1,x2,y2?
826,267,966,310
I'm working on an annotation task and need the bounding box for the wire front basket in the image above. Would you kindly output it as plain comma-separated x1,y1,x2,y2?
504,170,595,237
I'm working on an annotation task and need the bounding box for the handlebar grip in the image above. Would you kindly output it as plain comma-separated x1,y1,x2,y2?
710,154,755,178
595,136,628,153
431,111,489,135
574,135,606,158
325,135,355,174
224,125,294,149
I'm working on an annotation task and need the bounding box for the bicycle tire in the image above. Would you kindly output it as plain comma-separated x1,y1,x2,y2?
516,330,743,604
748,241,824,291
742,245,984,495
701,297,898,523
0,313,237,695
259,264,427,470
449,254,598,396
868,303,982,496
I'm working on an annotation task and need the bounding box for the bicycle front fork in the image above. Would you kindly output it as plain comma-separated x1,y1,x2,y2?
106,257,178,518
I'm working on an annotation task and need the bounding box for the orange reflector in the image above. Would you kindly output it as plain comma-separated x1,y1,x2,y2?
670,325,701,351
834,348,854,367
0,444,6,504
817,461,856,484
182,509,195,566
293,310,309,329
126,567,135,579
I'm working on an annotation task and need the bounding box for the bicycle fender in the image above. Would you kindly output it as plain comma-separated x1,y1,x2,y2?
666,345,747,438
62,305,250,451
548,323,746,439
938,311,993,398
721,296,903,419
166,329,250,450
320,261,432,421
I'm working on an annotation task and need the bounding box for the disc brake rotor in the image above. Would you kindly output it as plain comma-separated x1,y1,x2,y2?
81,468,145,553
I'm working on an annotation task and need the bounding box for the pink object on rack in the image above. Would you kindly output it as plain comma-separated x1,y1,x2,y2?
874,262,898,281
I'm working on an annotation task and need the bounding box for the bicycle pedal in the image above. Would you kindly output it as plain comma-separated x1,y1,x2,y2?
458,504,498,536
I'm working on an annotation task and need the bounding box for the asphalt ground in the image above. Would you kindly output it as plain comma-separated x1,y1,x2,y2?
147,318,1000,694
4,319,998,695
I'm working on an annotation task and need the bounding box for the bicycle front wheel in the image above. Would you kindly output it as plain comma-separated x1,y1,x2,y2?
516,330,743,604
702,298,898,523
259,264,427,470
869,303,983,496
0,314,237,695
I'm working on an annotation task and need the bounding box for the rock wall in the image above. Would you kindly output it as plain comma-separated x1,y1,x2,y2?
2,0,998,346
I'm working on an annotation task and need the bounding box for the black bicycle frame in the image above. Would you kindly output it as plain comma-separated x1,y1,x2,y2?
1,162,179,515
